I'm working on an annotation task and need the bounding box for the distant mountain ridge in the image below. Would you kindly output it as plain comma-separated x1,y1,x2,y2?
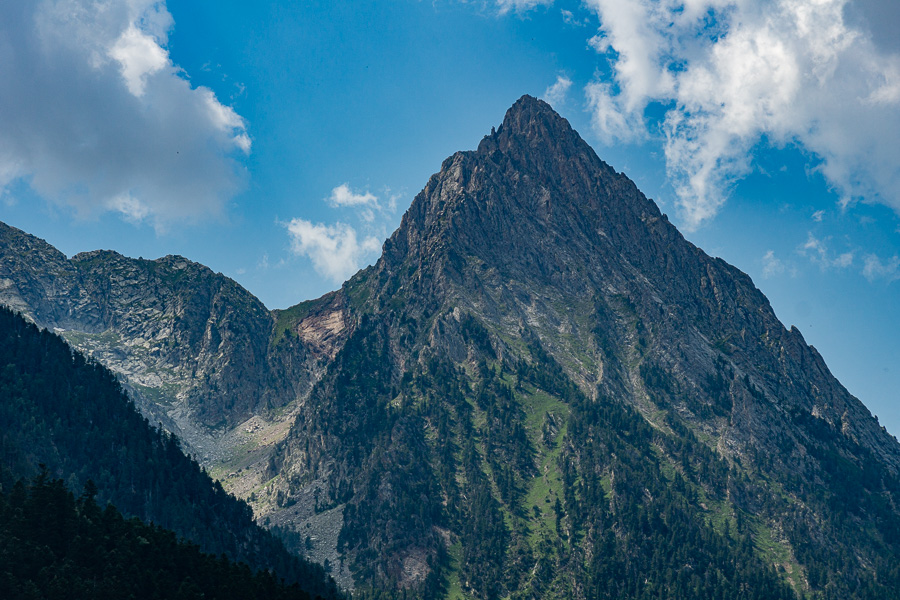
2,96,900,598
0,222,347,465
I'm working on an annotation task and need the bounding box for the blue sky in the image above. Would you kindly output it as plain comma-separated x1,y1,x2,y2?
1,0,898,435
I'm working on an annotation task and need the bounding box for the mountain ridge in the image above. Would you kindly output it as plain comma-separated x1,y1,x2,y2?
354,95,897,469
0,219,337,463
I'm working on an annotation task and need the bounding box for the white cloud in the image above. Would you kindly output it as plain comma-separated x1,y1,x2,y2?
581,0,900,229
799,232,854,270
863,254,900,282
560,8,591,27
327,184,379,208
834,252,855,268
542,75,572,107
802,233,829,263
496,0,553,15
762,250,786,278
107,193,151,224
812,210,825,222
0,0,250,229
285,219,381,283
108,24,168,97
586,81,646,145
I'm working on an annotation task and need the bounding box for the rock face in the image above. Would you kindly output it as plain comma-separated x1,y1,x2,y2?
3,96,900,599
0,223,346,465
264,97,900,598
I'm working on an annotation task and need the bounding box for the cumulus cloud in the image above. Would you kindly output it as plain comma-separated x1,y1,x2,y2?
109,23,169,97
327,184,379,208
0,0,250,229
581,0,900,229
285,219,381,283
542,75,573,107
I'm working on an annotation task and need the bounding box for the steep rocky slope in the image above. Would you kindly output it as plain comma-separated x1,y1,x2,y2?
260,97,900,598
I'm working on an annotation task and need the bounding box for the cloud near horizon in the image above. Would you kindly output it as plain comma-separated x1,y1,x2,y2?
578,0,900,229
0,0,250,230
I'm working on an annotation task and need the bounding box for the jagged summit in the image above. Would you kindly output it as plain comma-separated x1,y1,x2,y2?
481,94,576,145
288,97,900,595
476,94,619,188
370,94,667,315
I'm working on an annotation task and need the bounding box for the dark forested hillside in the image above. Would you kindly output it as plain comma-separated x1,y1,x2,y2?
0,306,342,600
0,473,316,600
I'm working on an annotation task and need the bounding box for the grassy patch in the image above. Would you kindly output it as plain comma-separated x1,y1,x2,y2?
518,384,570,547
271,298,321,346
752,519,806,593
130,381,180,405
445,542,469,600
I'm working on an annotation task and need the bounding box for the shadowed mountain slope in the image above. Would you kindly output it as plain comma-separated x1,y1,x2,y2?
0,222,347,464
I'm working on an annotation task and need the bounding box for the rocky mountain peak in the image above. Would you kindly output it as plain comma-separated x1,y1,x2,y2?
479,94,576,149
475,94,618,187
371,95,659,314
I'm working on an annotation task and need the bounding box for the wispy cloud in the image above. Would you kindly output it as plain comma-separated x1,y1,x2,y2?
285,219,381,283
560,8,590,27
580,0,900,229
799,232,855,271
586,81,645,145
863,254,900,282
0,0,250,230
496,0,553,15
762,250,787,278
542,75,572,107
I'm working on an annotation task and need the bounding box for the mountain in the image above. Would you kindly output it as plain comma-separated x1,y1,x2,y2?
264,96,900,598
2,96,900,599
0,224,342,466
0,306,343,600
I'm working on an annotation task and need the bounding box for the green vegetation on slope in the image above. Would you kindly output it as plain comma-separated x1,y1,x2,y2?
290,309,813,599
0,306,341,600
